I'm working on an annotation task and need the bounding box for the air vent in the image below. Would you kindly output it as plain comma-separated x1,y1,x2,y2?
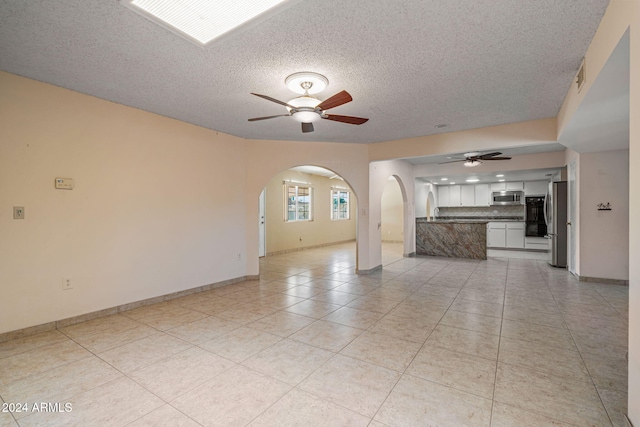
576,59,586,92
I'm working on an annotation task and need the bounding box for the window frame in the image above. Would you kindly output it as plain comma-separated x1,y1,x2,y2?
331,187,350,221
284,182,313,222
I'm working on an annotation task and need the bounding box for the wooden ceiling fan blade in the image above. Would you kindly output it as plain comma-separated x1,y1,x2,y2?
316,90,353,111
248,114,290,121
483,156,512,160
438,159,467,164
251,93,296,109
478,152,503,159
323,114,368,125
302,122,314,133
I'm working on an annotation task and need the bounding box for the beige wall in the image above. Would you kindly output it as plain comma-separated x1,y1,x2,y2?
264,170,356,254
579,149,629,281
381,178,404,242
0,72,248,334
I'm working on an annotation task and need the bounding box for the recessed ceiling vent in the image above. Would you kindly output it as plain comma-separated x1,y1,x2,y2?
576,58,586,92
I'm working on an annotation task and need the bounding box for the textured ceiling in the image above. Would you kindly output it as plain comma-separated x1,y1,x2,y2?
0,0,609,144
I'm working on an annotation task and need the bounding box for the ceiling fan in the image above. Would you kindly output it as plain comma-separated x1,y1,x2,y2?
439,151,512,167
248,72,369,133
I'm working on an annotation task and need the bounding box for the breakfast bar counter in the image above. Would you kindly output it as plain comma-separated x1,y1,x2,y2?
416,218,488,260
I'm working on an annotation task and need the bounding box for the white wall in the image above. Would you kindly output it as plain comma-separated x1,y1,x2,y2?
265,170,356,253
0,72,248,334
579,149,629,281
381,178,404,242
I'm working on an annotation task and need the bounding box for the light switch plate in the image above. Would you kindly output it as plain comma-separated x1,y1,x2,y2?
13,206,25,219
55,177,74,190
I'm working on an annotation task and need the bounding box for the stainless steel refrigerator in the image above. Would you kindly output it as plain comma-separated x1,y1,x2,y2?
544,181,568,267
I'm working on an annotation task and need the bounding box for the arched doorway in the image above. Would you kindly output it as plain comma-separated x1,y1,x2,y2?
258,165,359,278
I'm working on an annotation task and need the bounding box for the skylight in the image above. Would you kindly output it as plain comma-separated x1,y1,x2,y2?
121,0,298,46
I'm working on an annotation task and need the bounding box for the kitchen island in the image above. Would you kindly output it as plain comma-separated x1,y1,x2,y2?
416,218,488,260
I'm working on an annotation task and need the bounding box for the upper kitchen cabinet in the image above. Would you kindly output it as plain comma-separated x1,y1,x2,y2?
437,186,450,207
449,185,461,206
490,182,506,191
438,185,476,207
490,181,524,191
461,185,475,206
506,181,524,190
524,180,549,196
474,184,489,206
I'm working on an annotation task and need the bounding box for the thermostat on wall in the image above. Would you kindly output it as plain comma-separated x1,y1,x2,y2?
55,177,74,190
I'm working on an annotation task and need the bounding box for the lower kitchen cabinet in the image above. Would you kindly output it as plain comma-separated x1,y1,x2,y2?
487,222,525,248
487,222,506,247
506,222,525,248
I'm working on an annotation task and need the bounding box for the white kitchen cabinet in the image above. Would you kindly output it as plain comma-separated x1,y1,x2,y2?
490,181,524,192
506,222,525,248
461,185,475,206
474,184,489,206
449,185,461,206
487,222,507,247
524,180,549,196
490,182,506,191
506,181,524,190
438,186,450,207
488,221,525,248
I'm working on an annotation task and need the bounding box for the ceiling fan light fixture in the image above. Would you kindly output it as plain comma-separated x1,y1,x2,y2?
285,72,328,95
463,160,482,167
287,96,322,122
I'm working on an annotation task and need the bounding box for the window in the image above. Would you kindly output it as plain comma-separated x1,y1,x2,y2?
331,188,350,220
286,184,312,221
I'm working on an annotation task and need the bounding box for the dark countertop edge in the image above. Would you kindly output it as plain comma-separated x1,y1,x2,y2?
416,220,489,224
416,218,524,222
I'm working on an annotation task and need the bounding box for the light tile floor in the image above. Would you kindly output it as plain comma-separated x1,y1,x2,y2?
0,243,629,426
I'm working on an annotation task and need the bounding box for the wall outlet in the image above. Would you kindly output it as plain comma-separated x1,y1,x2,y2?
62,277,73,290
237,253,241,261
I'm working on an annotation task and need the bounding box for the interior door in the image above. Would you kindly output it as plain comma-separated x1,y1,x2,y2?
258,188,266,257
568,161,577,274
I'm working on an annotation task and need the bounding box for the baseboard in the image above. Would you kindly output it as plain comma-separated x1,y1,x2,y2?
575,274,629,286
266,239,356,256
404,252,416,258
356,264,382,275
0,275,255,343
382,240,403,243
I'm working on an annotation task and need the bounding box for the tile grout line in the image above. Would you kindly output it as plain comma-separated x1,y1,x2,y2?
488,257,509,426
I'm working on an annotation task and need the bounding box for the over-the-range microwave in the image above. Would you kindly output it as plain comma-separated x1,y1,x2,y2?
491,190,524,206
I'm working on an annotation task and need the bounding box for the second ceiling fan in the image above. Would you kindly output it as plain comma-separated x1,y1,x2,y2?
248,72,369,133
439,151,512,167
